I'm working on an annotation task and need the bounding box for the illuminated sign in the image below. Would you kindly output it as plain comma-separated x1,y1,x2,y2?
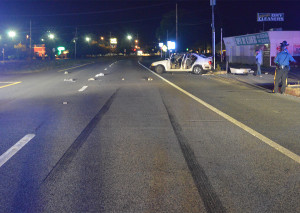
257,13,284,22
162,45,168,52
159,43,163,48
57,46,65,55
110,38,117,44
167,41,176,50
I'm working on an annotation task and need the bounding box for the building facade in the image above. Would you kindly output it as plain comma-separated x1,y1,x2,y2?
223,31,300,66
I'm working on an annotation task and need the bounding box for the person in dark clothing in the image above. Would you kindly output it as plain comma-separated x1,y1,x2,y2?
274,41,296,94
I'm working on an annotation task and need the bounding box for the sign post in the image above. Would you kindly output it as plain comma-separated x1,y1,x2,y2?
159,42,163,58
211,0,216,70
221,28,223,62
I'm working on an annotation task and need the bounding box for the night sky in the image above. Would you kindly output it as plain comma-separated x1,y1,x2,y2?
0,0,300,51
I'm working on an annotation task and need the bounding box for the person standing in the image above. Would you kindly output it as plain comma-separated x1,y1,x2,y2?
255,47,263,77
274,41,296,94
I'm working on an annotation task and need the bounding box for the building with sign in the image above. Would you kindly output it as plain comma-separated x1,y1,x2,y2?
33,44,46,58
223,31,300,66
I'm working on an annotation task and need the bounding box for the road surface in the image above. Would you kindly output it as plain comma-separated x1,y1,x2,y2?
0,57,299,212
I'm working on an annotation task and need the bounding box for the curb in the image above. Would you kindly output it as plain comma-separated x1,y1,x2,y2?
286,86,300,97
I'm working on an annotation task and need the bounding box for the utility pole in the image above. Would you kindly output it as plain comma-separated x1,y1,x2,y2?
176,3,178,52
211,0,216,70
74,27,77,59
166,30,169,58
221,28,223,62
110,32,112,55
30,20,32,60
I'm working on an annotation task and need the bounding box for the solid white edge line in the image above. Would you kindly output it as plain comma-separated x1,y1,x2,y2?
138,61,300,164
0,134,35,168
78,86,88,92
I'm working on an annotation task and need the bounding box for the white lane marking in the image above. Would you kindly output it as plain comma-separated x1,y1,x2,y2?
57,62,95,73
0,134,35,168
78,86,88,92
138,61,300,164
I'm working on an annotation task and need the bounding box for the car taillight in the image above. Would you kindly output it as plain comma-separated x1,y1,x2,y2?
208,61,212,65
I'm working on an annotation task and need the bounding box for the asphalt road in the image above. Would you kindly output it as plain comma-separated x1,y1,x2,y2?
0,57,299,212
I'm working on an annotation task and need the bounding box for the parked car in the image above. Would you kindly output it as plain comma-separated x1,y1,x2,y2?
150,53,212,74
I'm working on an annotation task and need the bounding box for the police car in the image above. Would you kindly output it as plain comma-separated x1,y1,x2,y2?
150,53,212,74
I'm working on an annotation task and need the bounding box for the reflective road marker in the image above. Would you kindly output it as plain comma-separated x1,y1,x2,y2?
0,134,35,168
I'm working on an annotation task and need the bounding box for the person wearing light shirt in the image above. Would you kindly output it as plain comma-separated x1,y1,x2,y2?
255,48,263,77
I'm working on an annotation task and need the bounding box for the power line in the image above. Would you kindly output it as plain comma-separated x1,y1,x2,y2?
179,20,212,26
27,16,164,31
0,3,169,17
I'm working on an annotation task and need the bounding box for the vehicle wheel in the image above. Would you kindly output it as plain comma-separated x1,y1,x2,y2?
155,65,165,74
193,65,204,75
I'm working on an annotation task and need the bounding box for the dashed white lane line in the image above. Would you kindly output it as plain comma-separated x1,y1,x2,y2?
0,134,35,168
57,62,95,73
78,86,88,92
138,61,300,164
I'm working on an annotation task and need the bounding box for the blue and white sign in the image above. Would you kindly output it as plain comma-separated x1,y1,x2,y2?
235,32,270,46
167,41,176,50
257,13,284,22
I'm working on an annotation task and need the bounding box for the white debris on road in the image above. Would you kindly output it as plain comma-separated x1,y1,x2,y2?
88,78,95,81
64,71,69,74
63,102,68,105
95,73,104,77
64,78,75,82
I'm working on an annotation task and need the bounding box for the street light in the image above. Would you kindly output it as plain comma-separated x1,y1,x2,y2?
100,36,104,41
8,30,16,38
48,33,55,39
86,37,91,42
127,35,132,40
